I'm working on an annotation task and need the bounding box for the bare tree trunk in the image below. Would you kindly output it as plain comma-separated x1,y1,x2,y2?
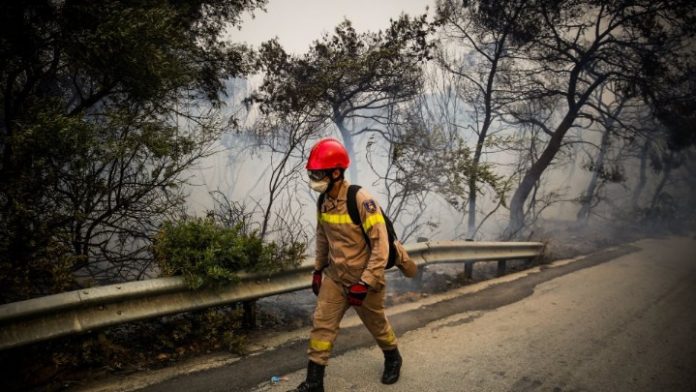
650,152,674,210
261,151,293,239
333,113,357,183
458,29,509,240
576,127,611,224
467,181,477,239
466,52,499,240
467,125,494,239
631,138,650,209
506,114,574,237
505,63,607,238
467,118,492,239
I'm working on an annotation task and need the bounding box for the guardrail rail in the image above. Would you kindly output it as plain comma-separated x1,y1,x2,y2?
0,240,544,350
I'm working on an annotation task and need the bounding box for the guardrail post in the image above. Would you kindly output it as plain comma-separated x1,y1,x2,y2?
412,237,429,286
525,257,535,267
242,300,256,329
497,260,507,277
464,261,474,280
463,238,475,280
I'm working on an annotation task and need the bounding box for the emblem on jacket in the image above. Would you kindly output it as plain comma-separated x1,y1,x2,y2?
363,199,378,214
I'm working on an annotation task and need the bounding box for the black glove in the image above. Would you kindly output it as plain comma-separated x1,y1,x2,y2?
311,270,322,296
347,282,369,306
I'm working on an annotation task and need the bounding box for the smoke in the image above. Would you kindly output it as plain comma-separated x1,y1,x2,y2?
182,70,696,249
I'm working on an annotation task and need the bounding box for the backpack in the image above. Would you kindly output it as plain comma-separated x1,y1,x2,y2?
318,185,417,277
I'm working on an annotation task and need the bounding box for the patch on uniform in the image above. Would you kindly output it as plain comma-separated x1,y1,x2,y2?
363,199,378,214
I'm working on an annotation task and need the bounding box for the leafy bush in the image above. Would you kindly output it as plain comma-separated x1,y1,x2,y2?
153,217,305,289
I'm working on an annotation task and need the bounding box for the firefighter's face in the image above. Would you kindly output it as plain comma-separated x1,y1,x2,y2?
308,170,340,193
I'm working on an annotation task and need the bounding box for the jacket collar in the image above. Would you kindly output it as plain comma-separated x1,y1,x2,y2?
326,179,349,201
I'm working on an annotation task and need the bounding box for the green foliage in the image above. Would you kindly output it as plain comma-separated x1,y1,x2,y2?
385,122,503,212
250,16,433,118
247,16,434,243
435,0,555,46
441,139,503,210
0,0,265,300
154,217,304,289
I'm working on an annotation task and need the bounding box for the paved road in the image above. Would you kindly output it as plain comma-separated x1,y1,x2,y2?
139,236,696,392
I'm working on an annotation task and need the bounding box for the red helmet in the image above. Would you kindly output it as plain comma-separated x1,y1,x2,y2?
306,138,350,170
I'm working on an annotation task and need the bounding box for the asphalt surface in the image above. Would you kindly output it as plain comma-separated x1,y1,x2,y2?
137,236,696,392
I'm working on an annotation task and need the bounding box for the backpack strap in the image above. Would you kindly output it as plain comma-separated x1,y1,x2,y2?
317,192,326,211
347,185,371,248
346,185,361,226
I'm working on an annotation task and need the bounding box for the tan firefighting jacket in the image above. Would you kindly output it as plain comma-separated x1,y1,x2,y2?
314,180,389,290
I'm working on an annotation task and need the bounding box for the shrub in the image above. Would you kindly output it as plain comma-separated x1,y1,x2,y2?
153,217,305,289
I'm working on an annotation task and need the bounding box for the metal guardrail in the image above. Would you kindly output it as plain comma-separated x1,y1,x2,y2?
0,240,543,350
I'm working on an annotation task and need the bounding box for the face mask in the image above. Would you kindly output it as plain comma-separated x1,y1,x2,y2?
310,178,330,193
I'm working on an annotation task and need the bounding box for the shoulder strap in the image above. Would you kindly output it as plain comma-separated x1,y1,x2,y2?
346,185,362,226
347,185,372,248
317,192,326,211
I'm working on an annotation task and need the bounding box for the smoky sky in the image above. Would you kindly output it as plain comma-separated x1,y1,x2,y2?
232,0,435,54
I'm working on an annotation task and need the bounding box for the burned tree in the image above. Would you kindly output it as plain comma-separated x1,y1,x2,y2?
246,106,322,240
435,0,532,239
250,16,432,182
495,0,695,237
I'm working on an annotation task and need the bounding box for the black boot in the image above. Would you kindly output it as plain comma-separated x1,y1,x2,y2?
287,360,325,392
381,348,402,384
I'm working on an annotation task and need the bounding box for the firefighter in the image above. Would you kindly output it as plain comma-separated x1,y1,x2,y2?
288,138,402,392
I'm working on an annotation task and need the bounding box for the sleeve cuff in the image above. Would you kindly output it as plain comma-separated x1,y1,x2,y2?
360,271,382,290
314,259,328,271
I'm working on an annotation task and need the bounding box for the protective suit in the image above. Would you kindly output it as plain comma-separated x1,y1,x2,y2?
288,138,402,392
309,180,398,365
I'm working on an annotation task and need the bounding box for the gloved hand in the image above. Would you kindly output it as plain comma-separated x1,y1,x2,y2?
347,282,369,306
311,270,322,296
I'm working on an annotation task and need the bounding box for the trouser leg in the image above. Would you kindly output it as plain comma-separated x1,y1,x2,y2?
307,276,349,366
353,286,398,350
354,286,402,384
